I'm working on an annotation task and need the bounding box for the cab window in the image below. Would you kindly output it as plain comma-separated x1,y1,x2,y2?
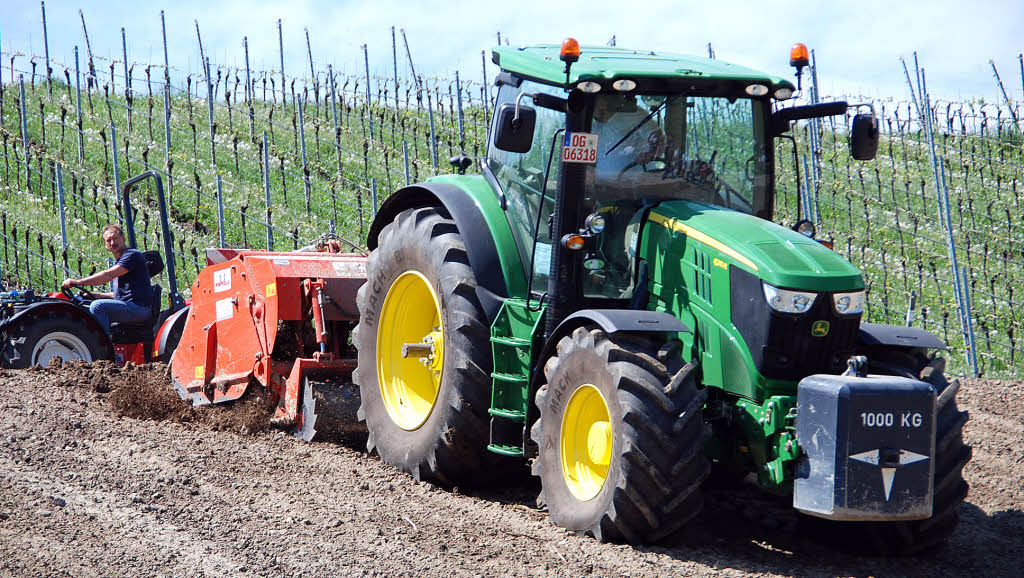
485,80,567,291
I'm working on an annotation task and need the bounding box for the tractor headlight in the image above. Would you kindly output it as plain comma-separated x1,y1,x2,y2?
763,283,817,314
832,290,865,315
585,212,607,234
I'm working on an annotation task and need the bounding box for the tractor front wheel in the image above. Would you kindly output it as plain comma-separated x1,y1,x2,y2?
531,327,710,543
353,206,497,487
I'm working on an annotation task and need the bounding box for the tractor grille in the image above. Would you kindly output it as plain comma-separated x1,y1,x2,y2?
759,296,861,380
731,268,860,381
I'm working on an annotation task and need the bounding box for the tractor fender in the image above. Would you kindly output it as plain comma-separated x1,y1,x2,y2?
2,300,114,360
558,309,691,336
858,322,947,350
367,182,511,323
155,305,190,363
522,309,691,454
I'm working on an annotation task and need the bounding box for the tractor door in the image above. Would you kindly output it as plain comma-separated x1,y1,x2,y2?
482,80,568,294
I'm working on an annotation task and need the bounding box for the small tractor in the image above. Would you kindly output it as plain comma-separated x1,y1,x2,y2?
168,40,971,554
1,171,189,368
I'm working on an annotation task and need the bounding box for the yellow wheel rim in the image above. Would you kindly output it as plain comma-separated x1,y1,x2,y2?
376,270,445,430
560,384,612,501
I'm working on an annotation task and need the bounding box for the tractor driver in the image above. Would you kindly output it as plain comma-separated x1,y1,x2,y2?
591,94,666,179
61,224,154,333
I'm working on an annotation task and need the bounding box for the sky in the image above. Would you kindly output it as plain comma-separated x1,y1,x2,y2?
2,0,1023,103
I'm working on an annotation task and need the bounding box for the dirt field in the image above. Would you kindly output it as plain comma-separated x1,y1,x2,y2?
1,361,1021,577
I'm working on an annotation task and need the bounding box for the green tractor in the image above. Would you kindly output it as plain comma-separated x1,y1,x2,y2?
352,40,971,554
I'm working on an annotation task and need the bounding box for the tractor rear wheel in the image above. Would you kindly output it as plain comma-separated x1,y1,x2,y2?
353,206,497,487
531,327,710,543
800,350,972,555
2,308,108,368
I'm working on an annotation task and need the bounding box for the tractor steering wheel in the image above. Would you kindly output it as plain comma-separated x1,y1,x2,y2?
61,285,98,302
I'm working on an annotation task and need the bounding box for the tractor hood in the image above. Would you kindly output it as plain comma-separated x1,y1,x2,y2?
646,201,864,292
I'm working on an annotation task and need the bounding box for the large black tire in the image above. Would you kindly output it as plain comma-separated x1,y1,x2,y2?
531,327,711,543
1,308,108,368
352,206,497,486
800,350,972,555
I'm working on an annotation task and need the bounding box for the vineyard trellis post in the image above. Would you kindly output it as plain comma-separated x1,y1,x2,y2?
1018,54,1023,112
808,49,823,219
363,44,374,141
162,83,173,204
18,75,30,193
938,158,970,365
919,63,969,361
160,10,170,83
801,155,816,222
990,59,1023,138
205,58,216,165
297,94,312,215
245,36,255,140
277,19,286,108
1,213,8,284
262,131,273,251
481,50,491,128
42,1,52,96
427,90,438,169
392,25,399,148
961,266,979,376
371,177,378,216
455,71,465,153
79,9,95,89
110,122,123,226
402,140,410,186
305,27,315,105
195,21,206,81
328,64,344,230
56,162,67,248
905,290,917,327
75,47,84,165
121,27,130,95
216,174,225,247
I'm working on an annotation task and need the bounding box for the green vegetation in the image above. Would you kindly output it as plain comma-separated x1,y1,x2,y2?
0,64,1020,377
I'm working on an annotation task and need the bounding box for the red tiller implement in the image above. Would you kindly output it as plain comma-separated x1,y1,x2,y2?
171,249,367,441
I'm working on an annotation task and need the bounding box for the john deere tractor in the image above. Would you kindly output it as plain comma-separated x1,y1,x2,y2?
352,40,970,554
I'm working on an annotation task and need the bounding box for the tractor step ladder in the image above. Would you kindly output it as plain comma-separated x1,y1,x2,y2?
487,299,544,457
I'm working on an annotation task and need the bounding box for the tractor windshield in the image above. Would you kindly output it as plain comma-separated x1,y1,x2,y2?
585,93,770,215
579,93,771,299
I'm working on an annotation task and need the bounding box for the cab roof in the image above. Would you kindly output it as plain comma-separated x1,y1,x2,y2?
491,44,794,93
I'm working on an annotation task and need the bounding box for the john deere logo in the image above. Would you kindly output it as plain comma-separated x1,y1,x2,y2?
811,320,830,337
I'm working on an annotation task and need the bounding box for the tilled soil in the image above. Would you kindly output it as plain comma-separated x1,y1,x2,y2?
0,362,1021,577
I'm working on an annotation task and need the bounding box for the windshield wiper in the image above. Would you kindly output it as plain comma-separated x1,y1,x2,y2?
606,94,682,155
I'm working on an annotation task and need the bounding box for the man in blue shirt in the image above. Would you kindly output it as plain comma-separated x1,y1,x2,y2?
61,224,154,333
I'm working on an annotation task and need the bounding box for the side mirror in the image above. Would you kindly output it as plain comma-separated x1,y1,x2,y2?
493,103,536,153
849,113,879,161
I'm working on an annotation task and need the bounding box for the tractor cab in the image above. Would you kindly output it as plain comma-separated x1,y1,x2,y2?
489,82,775,303
486,40,875,338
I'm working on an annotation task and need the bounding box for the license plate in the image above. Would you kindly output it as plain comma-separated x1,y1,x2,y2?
562,132,598,164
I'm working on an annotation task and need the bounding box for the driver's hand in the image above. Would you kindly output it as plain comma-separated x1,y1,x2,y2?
61,278,77,289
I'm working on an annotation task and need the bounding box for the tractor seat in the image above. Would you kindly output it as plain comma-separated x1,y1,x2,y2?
109,285,162,345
